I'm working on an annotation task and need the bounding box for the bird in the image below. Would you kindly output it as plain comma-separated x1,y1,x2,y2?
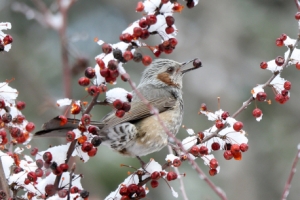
35,58,201,157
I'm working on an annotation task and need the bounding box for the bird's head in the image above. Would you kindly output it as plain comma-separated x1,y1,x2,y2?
139,58,200,89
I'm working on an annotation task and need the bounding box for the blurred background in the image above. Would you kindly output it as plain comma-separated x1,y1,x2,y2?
1,0,299,199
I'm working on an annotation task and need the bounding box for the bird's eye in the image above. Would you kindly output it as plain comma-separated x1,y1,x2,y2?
166,67,174,74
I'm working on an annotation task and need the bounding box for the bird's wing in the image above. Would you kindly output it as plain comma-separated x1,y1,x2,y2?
99,97,177,129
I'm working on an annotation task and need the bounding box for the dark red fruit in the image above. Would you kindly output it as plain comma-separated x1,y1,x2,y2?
102,43,112,54
43,152,53,163
211,142,220,151
239,143,249,152
165,16,175,26
252,108,262,118
78,77,90,86
166,171,177,181
115,110,125,118
256,92,267,101
284,81,291,90
16,101,26,110
146,15,157,25
233,121,243,132
142,55,152,66
275,56,285,66
260,61,268,69
84,67,95,79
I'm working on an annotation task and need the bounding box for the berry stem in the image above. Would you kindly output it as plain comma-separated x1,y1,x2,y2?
281,144,300,200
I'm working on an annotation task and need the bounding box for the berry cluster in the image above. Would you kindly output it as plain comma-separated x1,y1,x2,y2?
183,108,248,176
119,184,146,199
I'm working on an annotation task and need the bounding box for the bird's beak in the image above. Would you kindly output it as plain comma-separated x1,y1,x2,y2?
180,58,202,74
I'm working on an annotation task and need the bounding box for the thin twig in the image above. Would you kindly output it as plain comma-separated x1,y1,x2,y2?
0,158,10,199
281,144,300,200
167,146,189,200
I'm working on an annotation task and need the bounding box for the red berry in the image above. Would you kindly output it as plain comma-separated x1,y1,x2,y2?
151,171,161,180
256,92,267,101
115,110,125,118
284,81,291,90
275,56,285,66
211,142,220,151
198,132,204,140
81,141,93,152
199,146,208,155
119,33,133,43
275,38,283,47
87,85,100,96
209,169,217,176
233,151,242,160
66,131,75,142
295,12,300,20
3,35,13,45
35,168,44,177
70,186,79,194
166,171,177,181
138,18,149,28
43,152,53,163
102,43,112,54
165,16,175,26
100,68,109,78
123,51,133,61
146,14,157,25
2,112,12,123
280,33,287,41
45,184,56,196
59,163,69,172
140,29,150,40
161,0,169,3
281,89,288,96
10,127,22,138
96,58,105,69
26,122,35,132
127,184,138,193
221,111,230,120
187,1,195,8
16,101,26,110
24,178,30,185
113,99,123,110
230,144,240,154
78,77,90,86
233,121,243,132
30,147,38,156
223,150,233,160
13,166,23,174
169,38,178,47
58,189,68,198
122,102,131,112
88,147,98,157
151,180,159,188
252,108,262,118
275,93,284,103
27,171,37,182
190,145,199,156
296,62,300,70
84,67,95,79
172,158,181,167
173,2,184,12
165,26,175,34
119,186,128,195
239,143,249,152
215,120,224,129
133,27,143,38
200,103,207,111
136,1,144,12
260,61,268,69
108,60,118,70
36,159,44,169
142,55,152,66
209,158,218,169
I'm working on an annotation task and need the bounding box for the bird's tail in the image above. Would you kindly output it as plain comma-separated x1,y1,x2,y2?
35,116,104,137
